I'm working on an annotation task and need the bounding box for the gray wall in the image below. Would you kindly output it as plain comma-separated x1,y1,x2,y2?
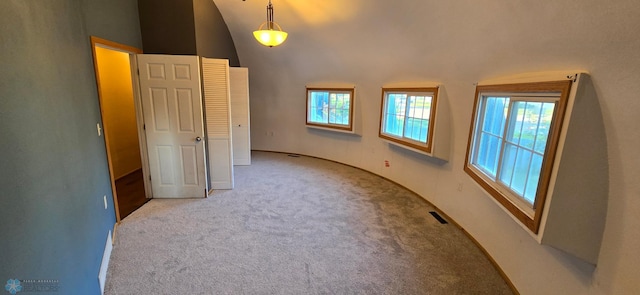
138,0,198,55
81,0,143,49
193,0,240,66
0,0,141,293
138,0,239,65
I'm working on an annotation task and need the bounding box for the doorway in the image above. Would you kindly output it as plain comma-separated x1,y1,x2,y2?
91,37,149,221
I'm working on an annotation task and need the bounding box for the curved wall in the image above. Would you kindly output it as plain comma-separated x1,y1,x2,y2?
138,0,240,65
215,0,640,294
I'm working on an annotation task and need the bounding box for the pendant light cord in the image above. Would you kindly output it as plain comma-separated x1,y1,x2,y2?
267,0,274,30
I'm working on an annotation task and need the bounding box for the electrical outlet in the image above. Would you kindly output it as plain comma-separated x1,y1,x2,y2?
103,195,108,209
457,183,464,192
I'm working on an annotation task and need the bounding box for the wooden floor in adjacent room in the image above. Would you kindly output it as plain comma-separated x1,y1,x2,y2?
115,169,148,220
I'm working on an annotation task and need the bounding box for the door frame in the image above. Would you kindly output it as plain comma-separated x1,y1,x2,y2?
90,36,150,222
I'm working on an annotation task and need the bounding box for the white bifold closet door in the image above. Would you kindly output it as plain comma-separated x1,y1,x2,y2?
201,58,234,190
229,67,251,166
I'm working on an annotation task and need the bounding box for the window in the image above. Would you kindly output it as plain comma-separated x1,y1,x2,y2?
464,81,571,233
379,87,438,153
306,88,355,132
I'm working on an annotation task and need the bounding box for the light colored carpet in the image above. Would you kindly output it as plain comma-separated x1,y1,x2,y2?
105,151,512,294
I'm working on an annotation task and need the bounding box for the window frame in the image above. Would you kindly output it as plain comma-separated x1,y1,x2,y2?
378,87,439,154
464,81,572,233
305,87,355,132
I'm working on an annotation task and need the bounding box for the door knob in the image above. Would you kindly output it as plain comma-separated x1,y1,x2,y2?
195,136,202,142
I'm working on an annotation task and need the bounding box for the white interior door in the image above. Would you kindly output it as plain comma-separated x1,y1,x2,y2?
137,54,207,198
230,67,251,166
202,58,234,190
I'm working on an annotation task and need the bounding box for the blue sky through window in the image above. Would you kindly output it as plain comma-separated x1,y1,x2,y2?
473,96,555,205
308,90,351,126
382,92,432,144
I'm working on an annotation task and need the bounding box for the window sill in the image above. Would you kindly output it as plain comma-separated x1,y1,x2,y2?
466,72,608,265
381,138,448,162
306,124,361,136
378,83,450,162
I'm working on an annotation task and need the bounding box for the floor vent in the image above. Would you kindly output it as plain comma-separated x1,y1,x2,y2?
429,211,448,224
287,154,301,158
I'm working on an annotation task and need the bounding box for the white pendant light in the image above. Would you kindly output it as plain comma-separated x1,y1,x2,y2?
253,0,288,47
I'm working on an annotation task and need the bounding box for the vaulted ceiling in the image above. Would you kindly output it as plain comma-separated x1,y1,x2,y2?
210,2,640,294
214,0,639,83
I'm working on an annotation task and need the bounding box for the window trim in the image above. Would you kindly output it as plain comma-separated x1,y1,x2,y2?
305,87,355,132
378,87,439,154
464,81,572,233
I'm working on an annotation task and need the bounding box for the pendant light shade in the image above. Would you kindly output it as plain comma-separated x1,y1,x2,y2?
253,0,287,47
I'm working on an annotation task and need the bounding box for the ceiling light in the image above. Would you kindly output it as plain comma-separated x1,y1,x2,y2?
253,0,288,47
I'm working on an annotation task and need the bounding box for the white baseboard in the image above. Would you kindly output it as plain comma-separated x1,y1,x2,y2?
98,230,113,294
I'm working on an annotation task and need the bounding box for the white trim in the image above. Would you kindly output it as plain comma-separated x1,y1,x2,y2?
305,83,356,88
306,124,361,136
382,81,441,88
477,70,585,86
466,164,536,218
378,84,449,161
466,72,607,253
482,93,561,102
306,89,354,128
382,138,433,157
128,54,152,199
380,89,435,146
469,91,562,216
305,87,358,134
536,73,583,242
98,230,113,295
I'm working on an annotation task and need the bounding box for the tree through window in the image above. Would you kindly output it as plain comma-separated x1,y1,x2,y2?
306,88,355,132
379,87,439,154
464,81,572,233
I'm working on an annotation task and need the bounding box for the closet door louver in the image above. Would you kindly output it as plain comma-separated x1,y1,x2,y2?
202,58,234,189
